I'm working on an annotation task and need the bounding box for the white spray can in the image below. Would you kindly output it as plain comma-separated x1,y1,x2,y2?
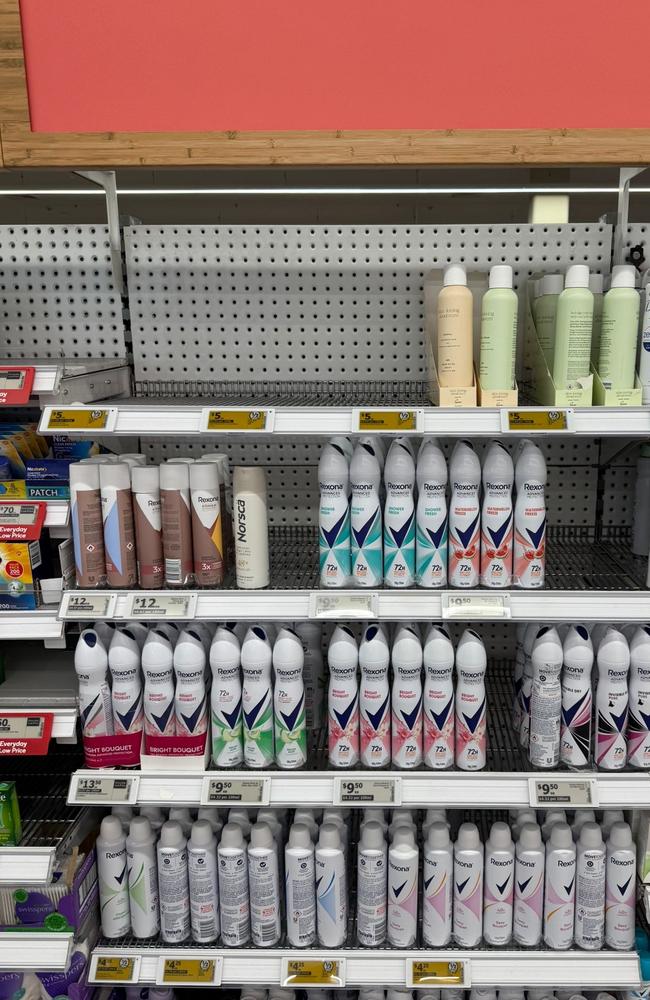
512,622,527,734
595,629,630,770
416,438,448,587
126,816,159,939
327,625,359,768
390,624,423,768
543,822,576,950
174,629,208,738
142,629,176,738
217,823,250,946
209,626,243,767
157,821,190,944
448,440,481,588
285,823,316,947
529,626,563,769
357,821,388,946
187,820,219,943
318,442,351,587
109,629,143,736
350,442,383,587
383,440,416,587
359,625,391,768
273,626,307,769
455,629,487,770
513,443,547,588
453,822,484,947
96,815,131,938
423,625,455,769
480,441,514,588
241,626,275,767
387,828,419,947
296,621,325,728
518,623,538,750
315,823,347,947
248,822,281,947
561,625,594,768
483,822,515,946
628,625,650,769
75,629,114,737
423,822,453,946
605,821,636,951
513,823,545,947
574,822,606,951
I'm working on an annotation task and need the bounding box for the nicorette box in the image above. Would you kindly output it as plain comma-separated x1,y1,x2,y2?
25,459,71,500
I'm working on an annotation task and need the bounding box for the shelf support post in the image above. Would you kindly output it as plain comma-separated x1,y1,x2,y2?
613,167,648,265
74,171,124,295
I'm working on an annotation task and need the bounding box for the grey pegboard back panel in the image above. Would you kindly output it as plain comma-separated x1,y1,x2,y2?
0,225,126,359
125,224,611,382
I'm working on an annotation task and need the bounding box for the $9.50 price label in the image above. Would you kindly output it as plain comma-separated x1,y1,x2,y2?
407,959,469,988
200,775,271,806
156,956,222,986
334,776,401,806
282,958,345,987
529,777,598,808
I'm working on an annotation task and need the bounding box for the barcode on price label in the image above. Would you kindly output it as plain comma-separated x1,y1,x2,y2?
529,778,598,807
124,593,197,619
334,776,401,806
200,776,271,806
282,958,345,987
72,774,139,805
407,959,469,988
59,591,117,619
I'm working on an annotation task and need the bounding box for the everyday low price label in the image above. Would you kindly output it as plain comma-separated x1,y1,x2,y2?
408,960,468,988
157,957,222,986
442,592,511,619
503,408,572,432
282,958,345,988
91,956,139,983
201,776,271,806
530,777,598,807
354,408,420,432
308,592,378,619
72,774,139,805
202,407,274,432
59,591,117,619
0,366,35,405
125,592,198,619
334,776,401,806
42,407,117,433
0,713,53,756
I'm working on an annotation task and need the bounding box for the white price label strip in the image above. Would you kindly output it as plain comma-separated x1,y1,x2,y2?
309,592,378,619
442,592,510,619
201,775,271,806
59,591,117,619
124,592,198,619
529,777,598,808
71,774,139,805
334,776,401,806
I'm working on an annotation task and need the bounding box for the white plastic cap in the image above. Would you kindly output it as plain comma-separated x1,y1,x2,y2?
391,828,416,849
360,821,385,851
69,463,101,489
610,264,637,289
578,822,603,849
99,462,131,490
160,462,190,490
250,821,274,850
233,466,266,494
189,462,221,491
518,823,542,851
318,822,342,850
443,264,467,287
127,816,154,844
188,819,214,848
589,273,604,294
220,822,246,849
328,625,358,671
456,822,481,850
425,807,447,825
488,821,512,850
607,821,632,849
426,822,451,850
549,823,573,849
288,823,313,850
489,265,513,289
541,274,564,296
99,815,125,844
160,820,186,849
564,264,590,289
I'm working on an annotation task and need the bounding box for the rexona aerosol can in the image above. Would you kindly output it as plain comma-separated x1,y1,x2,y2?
513,443,547,588
453,822,484,947
480,442,514,588
108,629,144,736
318,442,351,587
605,822,636,950
350,442,383,587
209,626,243,767
248,822,281,947
543,823,576,950
529,626,563,769
241,626,274,767
423,822,453,946
285,822,316,947
217,823,250,946
416,438,448,588
387,828,419,947
188,819,219,943
126,816,160,939
315,823,347,947
383,440,416,587
273,626,307,769
75,629,114,737
483,822,515,946
423,625,455,769
561,625,594,769
174,629,208,738
96,815,130,938
627,625,650,769
513,823,544,947
455,629,487,770
359,625,391,768
391,624,423,768
327,625,360,768
157,821,190,944
595,629,630,770
518,623,538,751
142,629,176,739
449,440,481,588
574,822,606,951
357,821,388,946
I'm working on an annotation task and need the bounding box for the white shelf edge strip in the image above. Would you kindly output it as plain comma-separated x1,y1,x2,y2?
0,846,55,885
0,611,64,641
89,946,640,988
43,502,69,528
0,932,73,971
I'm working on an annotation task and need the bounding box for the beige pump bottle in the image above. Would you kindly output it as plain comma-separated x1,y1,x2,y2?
437,264,473,387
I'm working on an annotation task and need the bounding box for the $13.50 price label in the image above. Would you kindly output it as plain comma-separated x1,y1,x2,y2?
72,774,139,805
200,775,271,806
156,956,222,986
334,776,401,806
529,777,598,808
407,959,468,988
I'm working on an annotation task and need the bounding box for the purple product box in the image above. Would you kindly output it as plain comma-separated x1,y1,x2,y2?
0,846,98,932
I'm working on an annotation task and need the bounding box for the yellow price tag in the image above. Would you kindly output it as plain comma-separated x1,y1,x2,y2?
506,409,570,431
283,959,344,987
162,958,218,984
357,409,418,431
410,960,466,987
46,408,112,431
93,957,136,982
205,408,269,431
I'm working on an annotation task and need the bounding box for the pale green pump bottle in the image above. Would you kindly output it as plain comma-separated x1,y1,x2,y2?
598,264,640,390
552,265,594,389
479,264,518,390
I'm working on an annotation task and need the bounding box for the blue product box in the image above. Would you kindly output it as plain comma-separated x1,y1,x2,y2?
25,459,71,500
